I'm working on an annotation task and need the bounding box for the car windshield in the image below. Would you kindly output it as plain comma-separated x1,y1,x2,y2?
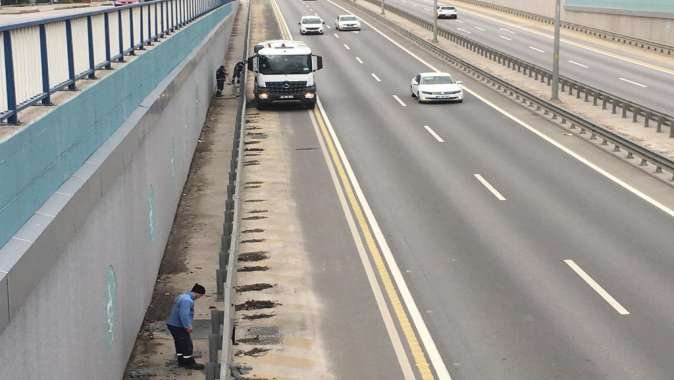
340,16,357,21
440,6,455,10
259,54,311,75
302,17,321,24
421,76,454,84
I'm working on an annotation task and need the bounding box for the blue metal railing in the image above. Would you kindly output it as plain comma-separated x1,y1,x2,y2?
0,0,226,124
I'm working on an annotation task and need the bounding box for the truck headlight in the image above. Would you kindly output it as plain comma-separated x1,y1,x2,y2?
304,92,315,99
259,92,269,100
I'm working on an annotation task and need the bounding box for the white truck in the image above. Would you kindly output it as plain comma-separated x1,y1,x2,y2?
247,40,323,109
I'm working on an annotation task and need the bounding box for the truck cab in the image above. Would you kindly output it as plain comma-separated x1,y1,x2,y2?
247,40,323,109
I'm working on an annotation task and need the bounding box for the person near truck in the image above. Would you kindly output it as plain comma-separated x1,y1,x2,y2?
231,61,245,84
166,283,206,370
216,65,227,97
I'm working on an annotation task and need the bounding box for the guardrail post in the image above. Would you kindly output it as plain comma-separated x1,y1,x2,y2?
154,3,159,41
65,20,77,90
3,31,18,124
38,25,52,106
104,13,112,68
118,10,125,62
146,4,152,45
87,16,96,79
170,0,175,32
129,7,135,55
160,2,165,36
139,6,145,49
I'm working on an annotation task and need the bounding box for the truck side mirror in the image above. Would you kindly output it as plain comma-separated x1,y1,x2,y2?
253,44,264,53
312,55,323,71
247,56,258,72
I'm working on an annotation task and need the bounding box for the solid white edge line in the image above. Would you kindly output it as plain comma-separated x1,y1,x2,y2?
371,73,382,82
344,43,351,50
325,0,674,220
393,94,407,107
356,56,364,64
474,174,506,200
423,125,445,143
618,77,648,88
529,46,545,53
568,60,589,69
317,95,453,380
308,111,417,380
563,259,631,315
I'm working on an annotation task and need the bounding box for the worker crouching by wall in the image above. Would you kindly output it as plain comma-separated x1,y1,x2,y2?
166,283,207,370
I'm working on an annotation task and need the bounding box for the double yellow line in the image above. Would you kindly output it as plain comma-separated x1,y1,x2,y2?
266,0,436,377
312,106,435,379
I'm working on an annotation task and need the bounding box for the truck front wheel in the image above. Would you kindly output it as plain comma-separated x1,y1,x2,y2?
305,100,316,109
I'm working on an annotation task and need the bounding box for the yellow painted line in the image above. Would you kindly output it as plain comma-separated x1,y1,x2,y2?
269,0,437,377
311,106,435,379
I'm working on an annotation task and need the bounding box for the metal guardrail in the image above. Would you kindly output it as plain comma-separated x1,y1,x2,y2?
361,0,674,138
345,0,674,178
0,0,227,124
207,0,250,379
453,0,674,56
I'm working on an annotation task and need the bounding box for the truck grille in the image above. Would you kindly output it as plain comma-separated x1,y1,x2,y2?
267,81,307,95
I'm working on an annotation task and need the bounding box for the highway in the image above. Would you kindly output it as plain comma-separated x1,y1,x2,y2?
380,0,674,116
272,0,674,378
0,5,113,26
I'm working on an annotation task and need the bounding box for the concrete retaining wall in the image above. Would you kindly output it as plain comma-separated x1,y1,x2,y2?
0,2,237,379
477,0,674,46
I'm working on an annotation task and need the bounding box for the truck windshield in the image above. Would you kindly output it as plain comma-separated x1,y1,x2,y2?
259,55,311,75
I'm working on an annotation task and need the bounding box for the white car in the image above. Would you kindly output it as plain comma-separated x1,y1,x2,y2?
335,15,361,31
299,16,325,35
410,72,463,103
437,5,458,19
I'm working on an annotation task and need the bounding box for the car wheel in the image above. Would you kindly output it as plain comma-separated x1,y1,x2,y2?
410,87,416,98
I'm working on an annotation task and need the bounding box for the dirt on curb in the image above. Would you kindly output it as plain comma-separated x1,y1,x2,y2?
122,2,247,378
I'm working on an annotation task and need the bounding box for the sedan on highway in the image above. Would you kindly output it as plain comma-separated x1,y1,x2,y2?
411,72,464,103
299,16,325,35
437,5,458,19
335,15,361,31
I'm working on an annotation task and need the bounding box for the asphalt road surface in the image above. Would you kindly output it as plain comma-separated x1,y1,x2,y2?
381,0,674,116
271,0,674,378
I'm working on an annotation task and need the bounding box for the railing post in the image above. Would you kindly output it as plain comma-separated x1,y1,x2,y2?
104,13,112,68
38,25,52,106
154,3,159,41
87,16,96,79
160,1,165,36
129,7,135,55
146,3,152,44
118,10,125,61
139,6,145,49
65,20,77,90
3,31,18,124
